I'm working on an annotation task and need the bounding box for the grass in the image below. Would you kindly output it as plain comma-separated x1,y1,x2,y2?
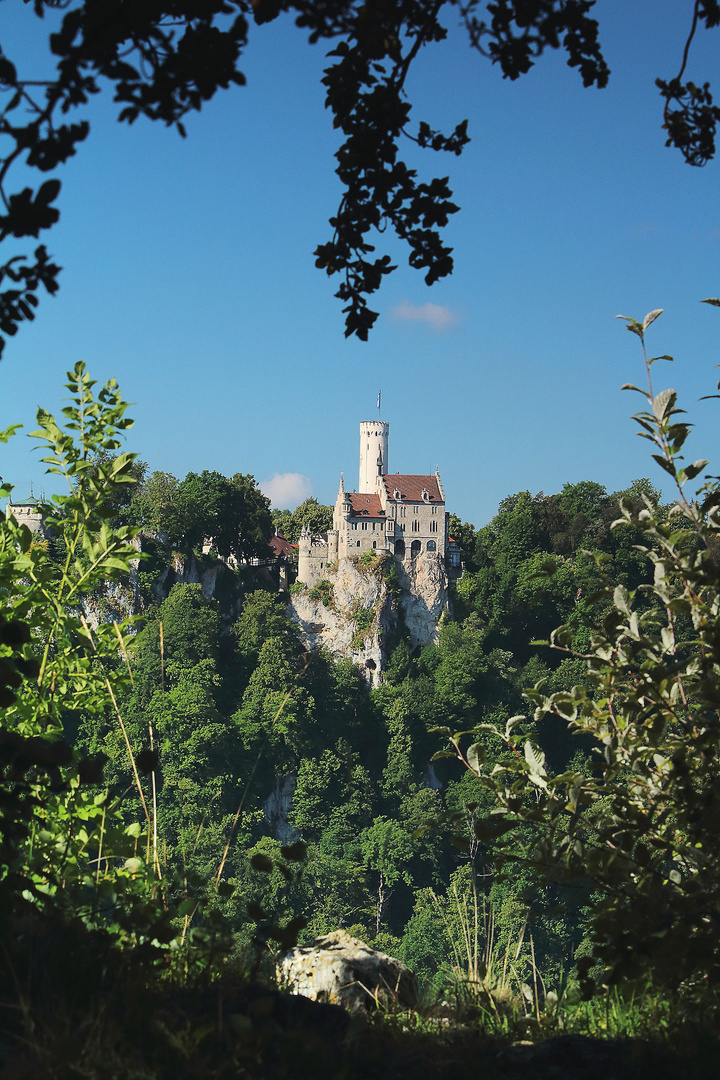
3,921,718,1080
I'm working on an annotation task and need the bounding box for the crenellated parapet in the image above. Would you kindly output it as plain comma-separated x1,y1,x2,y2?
297,524,339,587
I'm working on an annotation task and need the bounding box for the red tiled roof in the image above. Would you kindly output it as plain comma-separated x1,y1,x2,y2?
381,474,443,503
348,493,384,517
269,534,294,557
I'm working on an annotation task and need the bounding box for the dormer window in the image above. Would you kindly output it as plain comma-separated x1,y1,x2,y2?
393,488,401,500
422,488,429,502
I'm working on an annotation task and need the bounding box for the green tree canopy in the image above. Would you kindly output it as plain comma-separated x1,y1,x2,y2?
148,469,272,560
129,583,222,706
271,497,334,543
127,470,179,532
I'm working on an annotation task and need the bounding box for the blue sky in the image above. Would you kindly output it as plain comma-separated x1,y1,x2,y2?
2,1,720,527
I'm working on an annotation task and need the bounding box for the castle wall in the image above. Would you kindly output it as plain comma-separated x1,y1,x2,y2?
339,517,392,560
7,504,44,535
297,530,338,586
384,499,446,559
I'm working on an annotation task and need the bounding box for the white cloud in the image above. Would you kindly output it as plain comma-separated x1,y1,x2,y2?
390,301,459,330
259,472,312,509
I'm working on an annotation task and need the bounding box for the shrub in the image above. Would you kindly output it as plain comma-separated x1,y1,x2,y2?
439,307,720,1000
349,597,376,649
0,365,172,949
308,579,335,608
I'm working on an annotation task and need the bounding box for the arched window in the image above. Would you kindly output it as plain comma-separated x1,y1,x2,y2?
427,540,436,552
394,538,405,557
357,540,361,547
411,540,421,559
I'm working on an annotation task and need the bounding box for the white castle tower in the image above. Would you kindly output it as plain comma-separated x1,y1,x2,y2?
359,420,389,494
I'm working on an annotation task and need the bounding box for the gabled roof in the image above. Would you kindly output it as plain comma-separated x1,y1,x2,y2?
381,474,443,503
348,493,384,517
269,534,294,558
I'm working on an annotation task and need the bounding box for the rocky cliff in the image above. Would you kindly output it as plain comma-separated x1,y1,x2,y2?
395,552,449,652
80,543,252,630
288,552,448,683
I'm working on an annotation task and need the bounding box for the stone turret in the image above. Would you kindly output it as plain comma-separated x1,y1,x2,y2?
297,520,338,587
5,491,45,535
359,421,389,494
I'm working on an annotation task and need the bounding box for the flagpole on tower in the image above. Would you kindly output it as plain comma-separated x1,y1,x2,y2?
377,390,381,420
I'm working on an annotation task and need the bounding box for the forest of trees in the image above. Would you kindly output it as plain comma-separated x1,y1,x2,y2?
3,5,720,1072
58,452,667,996
4,331,720,1076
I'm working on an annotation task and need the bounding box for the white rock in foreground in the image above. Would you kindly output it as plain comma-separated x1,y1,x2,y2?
279,929,418,1013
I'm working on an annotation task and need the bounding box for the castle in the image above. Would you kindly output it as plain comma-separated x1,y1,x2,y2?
5,492,45,535
298,420,448,585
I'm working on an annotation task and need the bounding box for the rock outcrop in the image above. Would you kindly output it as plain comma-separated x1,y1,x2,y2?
78,535,141,630
288,557,392,684
263,774,299,843
396,552,448,651
288,552,448,684
153,552,221,605
279,930,418,1013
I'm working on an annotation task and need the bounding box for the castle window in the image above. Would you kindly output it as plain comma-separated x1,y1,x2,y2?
413,505,418,514
412,519,420,533
351,522,357,530
431,505,437,515
362,522,367,531
357,540,361,547
372,541,376,549
430,520,438,533
399,506,406,518
427,540,436,552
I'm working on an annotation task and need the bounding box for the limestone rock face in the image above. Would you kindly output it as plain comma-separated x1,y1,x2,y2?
263,774,298,843
279,930,418,1013
154,553,220,604
288,552,448,683
288,558,392,684
78,535,141,630
397,552,448,651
